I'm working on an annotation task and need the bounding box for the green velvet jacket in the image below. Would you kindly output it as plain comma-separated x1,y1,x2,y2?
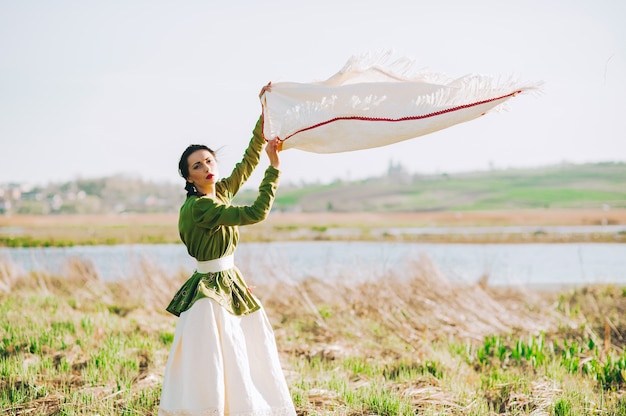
166,117,280,317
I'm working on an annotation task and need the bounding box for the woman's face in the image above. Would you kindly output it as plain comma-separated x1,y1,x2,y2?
186,149,219,192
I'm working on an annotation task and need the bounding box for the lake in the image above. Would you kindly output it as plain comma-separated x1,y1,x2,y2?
1,241,625,288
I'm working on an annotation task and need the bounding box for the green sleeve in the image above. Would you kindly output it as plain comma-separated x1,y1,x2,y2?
219,116,265,198
191,166,280,227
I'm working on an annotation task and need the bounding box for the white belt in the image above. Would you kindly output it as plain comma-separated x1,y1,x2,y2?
196,254,235,273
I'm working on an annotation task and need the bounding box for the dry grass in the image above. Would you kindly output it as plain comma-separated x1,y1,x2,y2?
265,209,626,227
261,256,566,347
2,254,565,342
4,209,623,228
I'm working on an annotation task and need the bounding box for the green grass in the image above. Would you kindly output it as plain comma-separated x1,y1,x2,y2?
462,188,626,210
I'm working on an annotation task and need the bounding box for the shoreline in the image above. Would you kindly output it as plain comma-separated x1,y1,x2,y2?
1,209,625,246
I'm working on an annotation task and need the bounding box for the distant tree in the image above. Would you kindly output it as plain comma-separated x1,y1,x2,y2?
17,200,49,215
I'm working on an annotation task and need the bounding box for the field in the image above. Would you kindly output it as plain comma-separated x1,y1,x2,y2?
1,209,626,414
1,208,626,246
2,255,626,415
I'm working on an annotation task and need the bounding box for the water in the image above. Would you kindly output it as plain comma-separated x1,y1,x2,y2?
1,241,624,288
376,224,626,236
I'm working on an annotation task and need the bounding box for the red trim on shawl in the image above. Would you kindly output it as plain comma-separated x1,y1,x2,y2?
278,90,521,143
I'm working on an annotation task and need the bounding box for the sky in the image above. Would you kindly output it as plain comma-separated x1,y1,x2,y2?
1,0,625,188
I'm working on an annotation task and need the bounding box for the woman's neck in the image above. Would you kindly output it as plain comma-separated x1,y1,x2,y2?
196,184,216,198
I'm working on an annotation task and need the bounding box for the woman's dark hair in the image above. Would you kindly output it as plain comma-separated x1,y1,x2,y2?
178,144,216,197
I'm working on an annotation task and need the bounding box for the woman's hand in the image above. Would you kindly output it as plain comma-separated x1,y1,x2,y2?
259,81,272,100
265,138,281,169
260,82,279,168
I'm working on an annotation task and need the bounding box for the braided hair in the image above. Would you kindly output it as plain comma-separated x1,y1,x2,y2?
178,144,216,197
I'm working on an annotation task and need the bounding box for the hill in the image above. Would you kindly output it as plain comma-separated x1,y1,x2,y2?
235,162,626,212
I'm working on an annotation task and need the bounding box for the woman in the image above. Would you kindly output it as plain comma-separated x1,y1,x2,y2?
159,86,296,416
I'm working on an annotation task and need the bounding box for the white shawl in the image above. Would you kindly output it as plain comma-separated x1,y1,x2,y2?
261,53,539,153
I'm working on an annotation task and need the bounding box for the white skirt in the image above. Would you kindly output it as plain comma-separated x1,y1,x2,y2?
159,298,296,416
